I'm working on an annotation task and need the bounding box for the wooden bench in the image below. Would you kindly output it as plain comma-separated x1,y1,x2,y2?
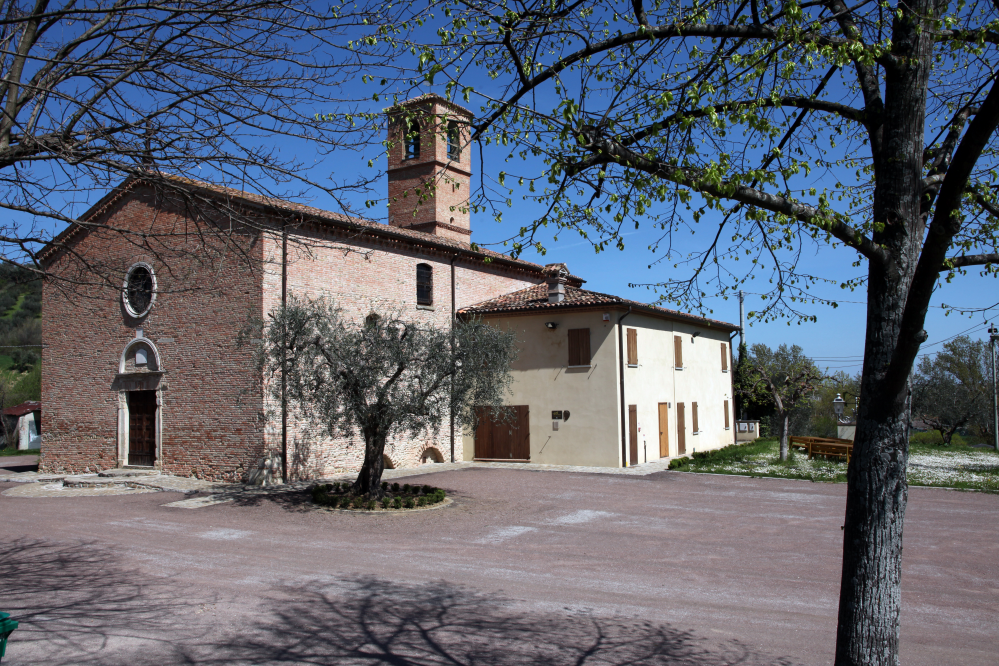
789,436,853,464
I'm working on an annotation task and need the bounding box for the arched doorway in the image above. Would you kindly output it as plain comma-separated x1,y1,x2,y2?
420,447,444,464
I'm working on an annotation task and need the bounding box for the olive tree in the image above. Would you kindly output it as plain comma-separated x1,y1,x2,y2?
381,0,999,661
911,336,992,444
259,297,517,497
742,343,824,459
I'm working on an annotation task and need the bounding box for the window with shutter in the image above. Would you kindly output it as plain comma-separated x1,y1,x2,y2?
724,400,730,429
692,402,699,433
416,263,433,305
721,343,729,372
627,328,638,366
568,328,591,366
674,335,683,369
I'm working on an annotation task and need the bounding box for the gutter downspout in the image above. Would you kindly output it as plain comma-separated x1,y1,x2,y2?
729,331,739,447
450,254,458,463
617,306,632,467
281,226,288,484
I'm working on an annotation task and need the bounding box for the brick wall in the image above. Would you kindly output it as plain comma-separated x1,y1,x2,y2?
41,186,266,480
261,225,540,479
41,181,547,482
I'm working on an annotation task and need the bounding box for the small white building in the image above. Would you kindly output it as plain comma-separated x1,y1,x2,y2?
4,401,41,450
459,267,739,467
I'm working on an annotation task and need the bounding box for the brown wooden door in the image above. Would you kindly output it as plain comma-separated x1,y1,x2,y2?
474,405,530,461
628,404,638,465
676,402,686,455
128,390,157,466
658,403,670,458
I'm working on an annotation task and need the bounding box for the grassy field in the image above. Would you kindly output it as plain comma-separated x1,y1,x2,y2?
669,437,999,492
0,446,39,456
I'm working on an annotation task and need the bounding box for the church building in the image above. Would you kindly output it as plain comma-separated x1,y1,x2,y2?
39,94,737,482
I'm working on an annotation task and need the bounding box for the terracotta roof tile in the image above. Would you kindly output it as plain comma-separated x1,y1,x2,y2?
3,401,40,417
459,284,738,331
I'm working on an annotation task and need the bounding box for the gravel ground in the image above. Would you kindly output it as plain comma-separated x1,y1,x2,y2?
0,466,996,666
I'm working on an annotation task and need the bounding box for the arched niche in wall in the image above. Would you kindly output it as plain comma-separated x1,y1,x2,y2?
118,337,163,375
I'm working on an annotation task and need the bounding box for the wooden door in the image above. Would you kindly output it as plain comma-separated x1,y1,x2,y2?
128,390,157,466
658,403,670,458
676,402,686,455
474,405,530,461
628,404,638,465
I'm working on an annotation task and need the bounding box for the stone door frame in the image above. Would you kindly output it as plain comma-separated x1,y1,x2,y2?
115,337,164,469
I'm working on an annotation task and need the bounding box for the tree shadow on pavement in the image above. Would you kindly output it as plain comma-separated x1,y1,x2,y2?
0,538,216,666
194,576,800,666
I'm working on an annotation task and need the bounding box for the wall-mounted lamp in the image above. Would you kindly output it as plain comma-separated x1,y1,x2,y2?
545,322,559,330
691,331,701,342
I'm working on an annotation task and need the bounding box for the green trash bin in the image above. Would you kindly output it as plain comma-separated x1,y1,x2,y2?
0,612,17,663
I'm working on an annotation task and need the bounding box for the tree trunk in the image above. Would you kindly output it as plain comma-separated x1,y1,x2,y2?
353,427,387,498
778,412,790,461
835,3,934,660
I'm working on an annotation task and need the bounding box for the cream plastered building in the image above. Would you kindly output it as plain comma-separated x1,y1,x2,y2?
459,268,739,467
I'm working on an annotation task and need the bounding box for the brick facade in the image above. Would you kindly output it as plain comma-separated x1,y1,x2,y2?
41,186,267,480
40,96,549,481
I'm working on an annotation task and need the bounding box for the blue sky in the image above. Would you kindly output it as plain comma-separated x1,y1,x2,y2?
18,12,996,376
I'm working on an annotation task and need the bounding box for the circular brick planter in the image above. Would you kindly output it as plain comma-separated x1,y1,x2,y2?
312,497,454,514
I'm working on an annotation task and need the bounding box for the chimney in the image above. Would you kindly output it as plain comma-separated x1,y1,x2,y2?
386,94,474,244
544,263,569,304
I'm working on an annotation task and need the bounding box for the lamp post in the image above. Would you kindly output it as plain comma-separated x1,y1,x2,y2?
989,324,998,453
833,393,846,423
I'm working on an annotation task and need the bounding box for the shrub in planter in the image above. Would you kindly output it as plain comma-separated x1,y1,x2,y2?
417,496,427,507
381,481,388,491
393,497,403,509
403,497,415,509
403,483,411,493
422,485,433,494
366,500,376,510
392,482,400,492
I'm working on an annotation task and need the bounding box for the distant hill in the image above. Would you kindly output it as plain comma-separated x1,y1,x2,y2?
0,263,41,328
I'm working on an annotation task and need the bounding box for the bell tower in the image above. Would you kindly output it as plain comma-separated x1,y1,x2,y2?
387,94,473,243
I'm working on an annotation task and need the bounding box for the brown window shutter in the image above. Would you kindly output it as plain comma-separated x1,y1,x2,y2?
674,335,683,368
627,328,638,365
724,400,730,428
721,343,728,371
676,403,686,454
692,402,699,433
568,328,591,366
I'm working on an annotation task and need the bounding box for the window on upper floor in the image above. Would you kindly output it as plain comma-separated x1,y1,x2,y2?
627,328,638,366
123,262,155,318
447,120,461,160
673,335,683,369
405,120,421,159
568,328,591,367
416,263,433,306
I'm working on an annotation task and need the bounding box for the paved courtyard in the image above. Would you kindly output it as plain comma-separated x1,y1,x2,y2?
1,465,996,665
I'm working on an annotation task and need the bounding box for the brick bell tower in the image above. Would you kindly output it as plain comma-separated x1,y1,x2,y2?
387,94,473,243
